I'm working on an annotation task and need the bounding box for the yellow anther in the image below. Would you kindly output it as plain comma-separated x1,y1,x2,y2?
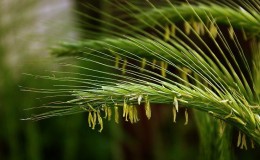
209,22,218,39
251,139,255,149
103,105,108,119
115,55,120,68
129,105,134,123
145,96,151,119
133,106,139,123
123,99,128,119
237,131,242,147
160,61,168,77
92,111,97,129
138,95,143,105
171,24,176,37
174,97,178,112
199,23,205,35
192,21,200,35
107,107,112,121
97,111,103,132
242,28,247,40
240,134,247,150
172,106,177,123
140,58,146,72
184,21,191,35
152,59,157,69
88,111,93,128
114,106,119,124
164,25,171,41
228,26,234,40
184,109,188,125
122,59,127,75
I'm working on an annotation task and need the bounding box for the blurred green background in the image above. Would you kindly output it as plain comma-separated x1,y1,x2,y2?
0,0,259,160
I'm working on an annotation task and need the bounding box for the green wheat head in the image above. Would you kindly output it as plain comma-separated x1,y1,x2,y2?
24,0,260,148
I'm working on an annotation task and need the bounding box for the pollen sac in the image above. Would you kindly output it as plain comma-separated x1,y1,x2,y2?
242,28,247,40
250,139,255,149
237,131,241,147
164,25,171,41
138,95,142,105
192,21,200,35
172,106,177,123
123,99,129,121
184,109,188,125
209,22,218,38
129,105,134,123
184,21,191,35
152,59,157,69
88,111,93,128
103,104,108,119
171,24,176,37
115,55,121,68
122,59,127,75
114,106,119,124
133,106,139,123
92,111,97,129
107,107,112,121
97,111,103,132
140,58,146,72
145,96,151,119
240,134,248,150
228,26,235,40
174,97,179,112
160,61,168,77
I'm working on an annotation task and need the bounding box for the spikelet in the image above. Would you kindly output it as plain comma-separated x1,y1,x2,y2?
140,58,146,72
122,59,127,75
114,106,119,124
164,25,171,41
184,21,191,35
145,96,151,119
184,109,188,125
97,111,103,132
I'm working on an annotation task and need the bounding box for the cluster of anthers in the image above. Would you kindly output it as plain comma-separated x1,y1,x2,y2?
81,95,189,133
164,19,244,41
